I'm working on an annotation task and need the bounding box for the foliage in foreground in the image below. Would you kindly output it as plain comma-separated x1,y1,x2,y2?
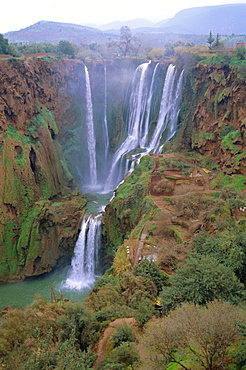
160,254,245,314
145,300,246,370
0,300,97,369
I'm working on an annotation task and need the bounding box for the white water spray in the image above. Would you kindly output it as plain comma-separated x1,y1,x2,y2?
140,62,159,148
104,63,184,192
63,214,101,290
84,65,97,186
103,64,109,160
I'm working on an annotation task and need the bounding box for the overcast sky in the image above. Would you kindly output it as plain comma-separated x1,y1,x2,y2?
1,0,245,33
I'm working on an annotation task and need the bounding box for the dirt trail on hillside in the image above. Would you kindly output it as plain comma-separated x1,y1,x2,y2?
93,318,136,369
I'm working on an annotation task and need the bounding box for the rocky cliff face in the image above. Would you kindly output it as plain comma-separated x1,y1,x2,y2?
179,61,246,174
0,57,87,283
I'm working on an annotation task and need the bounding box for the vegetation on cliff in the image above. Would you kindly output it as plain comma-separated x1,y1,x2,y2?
0,63,87,283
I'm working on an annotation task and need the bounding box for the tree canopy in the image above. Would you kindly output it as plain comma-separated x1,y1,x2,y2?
0,34,10,54
57,40,75,57
160,255,245,314
146,301,246,370
108,26,140,57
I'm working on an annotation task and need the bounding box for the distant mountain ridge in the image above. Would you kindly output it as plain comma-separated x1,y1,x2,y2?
158,3,246,35
3,3,246,44
4,20,111,44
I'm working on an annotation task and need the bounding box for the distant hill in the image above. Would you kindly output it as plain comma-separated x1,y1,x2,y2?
98,18,155,31
4,21,114,44
154,19,171,28
156,3,246,35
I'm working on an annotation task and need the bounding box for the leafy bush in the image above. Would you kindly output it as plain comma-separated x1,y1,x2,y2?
193,229,246,279
160,255,245,314
145,301,246,370
99,342,140,369
111,323,135,348
133,258,166,294
174,193,212,218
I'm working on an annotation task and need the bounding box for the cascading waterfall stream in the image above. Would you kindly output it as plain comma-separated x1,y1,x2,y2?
103,64,109,161
63,214,101,290
140,62,159,148
103,63,184,192
165,69,184,143
64,61,183,292
147,64,177,152
84,65,97,187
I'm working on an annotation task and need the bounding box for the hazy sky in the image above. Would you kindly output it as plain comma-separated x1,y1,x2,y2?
1,0,245,33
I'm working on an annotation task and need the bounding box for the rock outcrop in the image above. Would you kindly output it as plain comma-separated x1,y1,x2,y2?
0,57,87,283
178,61,246,174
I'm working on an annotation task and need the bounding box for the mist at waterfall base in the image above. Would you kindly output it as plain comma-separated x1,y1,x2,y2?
62,61,183,294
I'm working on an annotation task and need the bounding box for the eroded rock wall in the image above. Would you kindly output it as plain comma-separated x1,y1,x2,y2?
179,62,246,174
0,58,86,283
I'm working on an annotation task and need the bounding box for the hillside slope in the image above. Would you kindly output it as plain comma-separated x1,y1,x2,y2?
159,3,246,34
4,20,113,44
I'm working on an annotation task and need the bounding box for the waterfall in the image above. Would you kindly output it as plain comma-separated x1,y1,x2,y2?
103,62,183,192
127,61,151,139
140,62,159,148
103,64,109,161
147,64,177,152
165,69,184,143
63,214,101,290
84,65,97,186
103,62,152,192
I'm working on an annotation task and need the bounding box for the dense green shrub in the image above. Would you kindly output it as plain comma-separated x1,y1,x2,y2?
133,258,166,294
160,255,245,314
111,323,135,348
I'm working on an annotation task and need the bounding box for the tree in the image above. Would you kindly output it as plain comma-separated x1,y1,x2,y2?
133,258,166,294
0,34,18,56
193,229,246,279
207,31,215,49
0,34,9,54
111,323,135,348
108,26,140,57
236,45,246,60
58,40,75,57
160,255,245,314
213,33,224,49
145,301,246,370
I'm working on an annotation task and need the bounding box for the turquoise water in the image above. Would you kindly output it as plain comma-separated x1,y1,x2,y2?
84,190,114,214
0,265,92,310
0,193,113,310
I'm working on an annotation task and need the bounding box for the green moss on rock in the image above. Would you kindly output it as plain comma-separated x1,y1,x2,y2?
103,156,155,255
